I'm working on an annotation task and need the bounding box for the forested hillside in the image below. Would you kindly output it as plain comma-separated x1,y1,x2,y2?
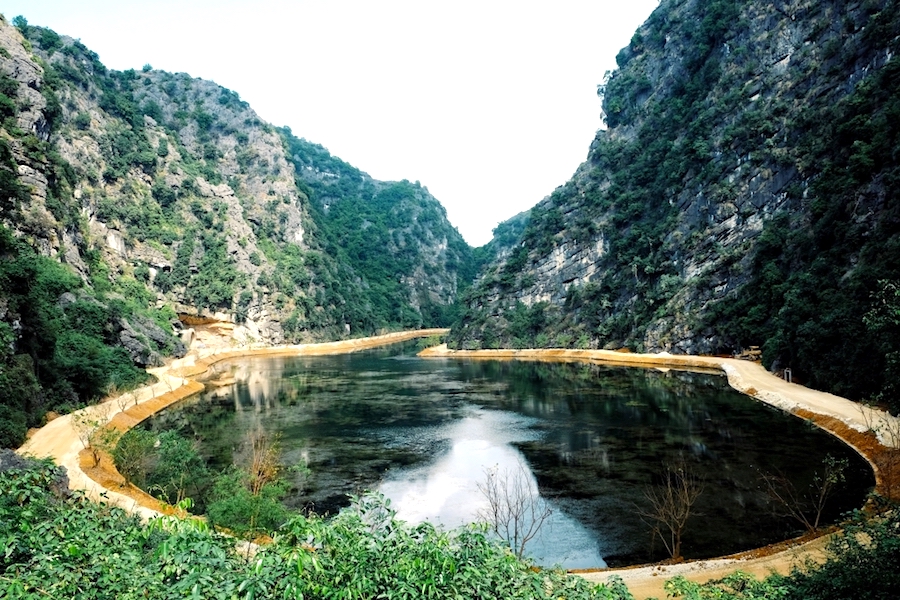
451,0,900,411
4,4,900,597
0,15,474,447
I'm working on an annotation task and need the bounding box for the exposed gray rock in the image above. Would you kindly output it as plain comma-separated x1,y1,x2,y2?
118,315,186,367
119,321,164,368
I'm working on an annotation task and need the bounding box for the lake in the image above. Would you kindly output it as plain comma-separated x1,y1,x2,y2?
143,341,874,568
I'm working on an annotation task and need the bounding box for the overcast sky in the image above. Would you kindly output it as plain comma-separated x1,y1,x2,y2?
4,1,658,246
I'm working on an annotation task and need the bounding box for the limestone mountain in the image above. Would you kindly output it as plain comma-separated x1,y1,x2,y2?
450,0,900,408
0,15,473,447
283,135,476,328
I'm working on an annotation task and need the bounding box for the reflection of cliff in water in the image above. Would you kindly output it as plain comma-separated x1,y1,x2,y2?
144,346,874,568
452,360,871,565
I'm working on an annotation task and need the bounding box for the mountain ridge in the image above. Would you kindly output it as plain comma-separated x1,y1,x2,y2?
449,0,900,410
0,15,474,447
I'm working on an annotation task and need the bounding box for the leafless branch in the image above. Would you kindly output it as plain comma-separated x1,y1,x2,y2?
636,459,702,560
759,455,847,532
477,462,552,559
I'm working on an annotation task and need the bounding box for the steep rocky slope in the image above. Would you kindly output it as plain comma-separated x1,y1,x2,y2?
451,0,900,407
0,16,472,446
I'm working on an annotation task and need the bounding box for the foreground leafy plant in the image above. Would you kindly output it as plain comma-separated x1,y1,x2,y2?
663,509,900,600
0,457,633,599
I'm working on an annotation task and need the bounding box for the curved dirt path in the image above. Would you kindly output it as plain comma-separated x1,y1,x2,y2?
418,346,900,598
17,329,448,517
18,338,898,599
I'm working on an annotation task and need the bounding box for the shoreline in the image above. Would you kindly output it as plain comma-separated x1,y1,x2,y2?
17,329,449,517
18,335,899,599
418,345,900,598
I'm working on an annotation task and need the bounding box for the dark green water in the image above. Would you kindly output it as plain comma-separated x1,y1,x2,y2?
145,342,873,568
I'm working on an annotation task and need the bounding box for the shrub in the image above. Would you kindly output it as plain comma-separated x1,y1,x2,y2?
0,460,635,599
206,468,291,537
72,111,91,130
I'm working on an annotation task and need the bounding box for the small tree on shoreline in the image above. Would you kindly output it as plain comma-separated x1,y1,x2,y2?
637,459,702,561
477,462,552,560
759,454,848,533
72,403,111,467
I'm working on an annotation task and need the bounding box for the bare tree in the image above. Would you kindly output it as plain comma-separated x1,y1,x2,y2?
637,459,702,561
477,462,552,560
114,391,132,414
759,454,848,532
72,403,112,467
235,423,281,496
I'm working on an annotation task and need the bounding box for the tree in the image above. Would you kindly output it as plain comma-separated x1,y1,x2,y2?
637,459,702,560
72,403,111,467
759,455,848,533
477,462,552,560
236,423,281,496
206,468,290,537
112,428,155,487
145,431,211,508
864,280,900,413
206,423,290,536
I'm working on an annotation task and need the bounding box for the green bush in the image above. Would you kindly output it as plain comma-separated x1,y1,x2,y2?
0,459,634,599
72,111,91,130
0,405,27,449
145,431,212,509
51,332,145,399
206,468,291,537
112,428,156,487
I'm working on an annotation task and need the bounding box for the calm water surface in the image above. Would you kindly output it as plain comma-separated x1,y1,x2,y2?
146,342,873,567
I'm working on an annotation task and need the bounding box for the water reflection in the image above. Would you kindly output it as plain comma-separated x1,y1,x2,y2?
146,343,874,568
377,408,606,568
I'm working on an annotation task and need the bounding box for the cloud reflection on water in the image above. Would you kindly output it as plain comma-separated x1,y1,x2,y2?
378,408,607,568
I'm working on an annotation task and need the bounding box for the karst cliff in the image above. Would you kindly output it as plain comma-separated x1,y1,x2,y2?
450,0,900,409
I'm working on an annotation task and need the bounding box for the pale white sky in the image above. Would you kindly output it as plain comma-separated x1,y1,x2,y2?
4,1,658,246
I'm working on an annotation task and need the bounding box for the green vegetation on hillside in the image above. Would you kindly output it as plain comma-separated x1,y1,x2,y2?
10,19,477,338
451,0,752,351
704,29,900,409
282,132,476,328
449,0,900,412
0,227,175,447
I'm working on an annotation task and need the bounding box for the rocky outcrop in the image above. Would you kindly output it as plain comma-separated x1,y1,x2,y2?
0,16,473,357
451,0,900,403
119,315,187,367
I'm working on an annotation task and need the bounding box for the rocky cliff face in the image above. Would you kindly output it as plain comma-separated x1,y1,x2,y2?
0,15,473,447
0,18,470,345
451,0,900,404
